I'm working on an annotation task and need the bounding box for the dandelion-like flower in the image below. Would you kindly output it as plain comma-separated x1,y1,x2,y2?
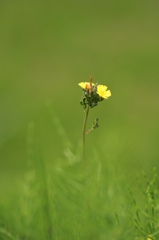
78,76,111,135
97,85,111,99
78,77,111,110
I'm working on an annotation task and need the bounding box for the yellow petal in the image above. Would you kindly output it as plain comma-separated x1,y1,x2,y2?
104,90,111,99
78,82,95,90
78,82,87,89
97,85,108,91
97,84,111,99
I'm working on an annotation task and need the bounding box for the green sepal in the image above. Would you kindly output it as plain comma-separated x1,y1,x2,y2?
92,118,99,129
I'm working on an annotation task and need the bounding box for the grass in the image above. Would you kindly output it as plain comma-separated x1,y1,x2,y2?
0,107,159,239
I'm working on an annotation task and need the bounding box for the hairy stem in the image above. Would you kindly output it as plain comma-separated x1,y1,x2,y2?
82,106,89,170
82,105,90,215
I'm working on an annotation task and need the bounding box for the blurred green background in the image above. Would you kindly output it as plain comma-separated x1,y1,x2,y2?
0,0,159,200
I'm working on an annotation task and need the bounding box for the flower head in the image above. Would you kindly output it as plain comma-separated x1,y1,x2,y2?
78,82,95,90
97,85,111,99
79,77,111,110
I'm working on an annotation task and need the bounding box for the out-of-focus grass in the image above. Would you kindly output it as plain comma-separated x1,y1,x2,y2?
0,109,158,239
0,111,133,239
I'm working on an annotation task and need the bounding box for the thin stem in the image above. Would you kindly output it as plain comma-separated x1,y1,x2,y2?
82,106,89,170
82,106,90,213
85,128,93,134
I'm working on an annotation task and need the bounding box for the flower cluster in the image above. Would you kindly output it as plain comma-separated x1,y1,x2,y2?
78,77,111,110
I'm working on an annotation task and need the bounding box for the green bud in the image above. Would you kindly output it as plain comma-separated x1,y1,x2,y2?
92,118,99,129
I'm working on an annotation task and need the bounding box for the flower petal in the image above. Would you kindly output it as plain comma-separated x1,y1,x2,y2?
97,84,111,99
104,90,111,99
78,82,95,90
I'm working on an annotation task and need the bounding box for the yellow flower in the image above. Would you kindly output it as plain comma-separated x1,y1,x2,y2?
78,82,95,90
97,85,111,99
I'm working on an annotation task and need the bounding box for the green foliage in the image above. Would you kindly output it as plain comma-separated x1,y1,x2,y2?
128,169,159,240
0,109,159,239
0,110,129,240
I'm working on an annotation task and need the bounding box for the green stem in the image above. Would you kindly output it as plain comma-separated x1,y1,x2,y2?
85,128,93,134
82,106,89,170
82,106,90,214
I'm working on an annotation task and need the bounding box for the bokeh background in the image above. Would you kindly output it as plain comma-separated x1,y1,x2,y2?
1,0,159,202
